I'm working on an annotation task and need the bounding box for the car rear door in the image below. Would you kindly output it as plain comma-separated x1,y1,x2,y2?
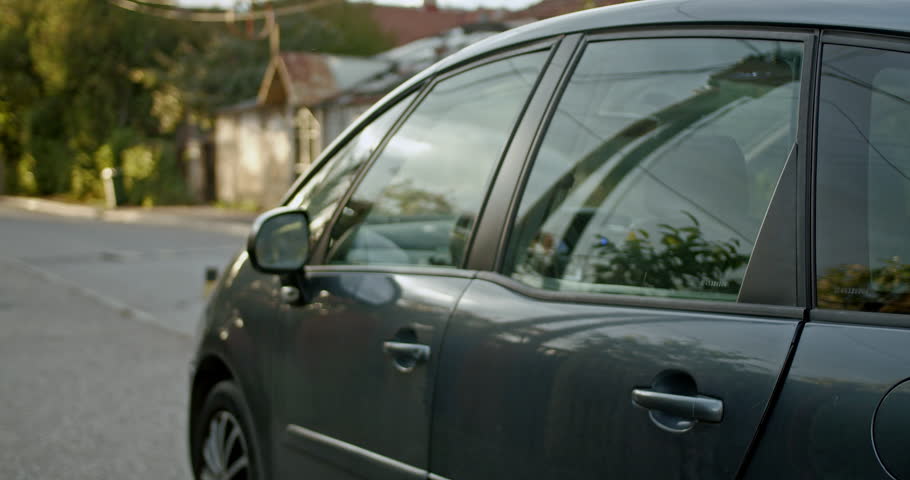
429,30,813,480
272,45,554,480
743,32,910,480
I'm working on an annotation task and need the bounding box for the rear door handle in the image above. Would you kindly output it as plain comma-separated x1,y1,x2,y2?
632,388,724,423
382,342,430,373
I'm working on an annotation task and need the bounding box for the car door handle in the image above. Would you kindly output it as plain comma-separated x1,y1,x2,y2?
382,342,430,373
631,388,724,423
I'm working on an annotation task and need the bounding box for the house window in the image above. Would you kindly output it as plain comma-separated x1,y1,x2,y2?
297,107,322,173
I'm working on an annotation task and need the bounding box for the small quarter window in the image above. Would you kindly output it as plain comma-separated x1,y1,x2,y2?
290,94,414,251
505,37,803,300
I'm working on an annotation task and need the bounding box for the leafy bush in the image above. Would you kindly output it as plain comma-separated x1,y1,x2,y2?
590,212,749,293
26,136,72,196
120,140,188,206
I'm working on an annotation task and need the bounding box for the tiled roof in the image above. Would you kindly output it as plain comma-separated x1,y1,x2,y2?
257,0,629,108
369,5,496,45
259,52,392,106
279,53,337,105
369,0,626,47
508,0,628,21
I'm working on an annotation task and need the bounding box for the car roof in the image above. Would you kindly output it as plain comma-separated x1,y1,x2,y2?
438,0,910,72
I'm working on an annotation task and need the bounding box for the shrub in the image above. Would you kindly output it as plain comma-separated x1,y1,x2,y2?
120,139,188,206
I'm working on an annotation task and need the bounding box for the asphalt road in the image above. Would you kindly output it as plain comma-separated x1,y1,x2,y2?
0,206,247,479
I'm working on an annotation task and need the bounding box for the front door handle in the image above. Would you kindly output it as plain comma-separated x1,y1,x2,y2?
382,342,430,373
632,388,724,423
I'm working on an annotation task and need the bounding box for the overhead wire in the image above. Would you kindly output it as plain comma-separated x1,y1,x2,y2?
107,0,341,22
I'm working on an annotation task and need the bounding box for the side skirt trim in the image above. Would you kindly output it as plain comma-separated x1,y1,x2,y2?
285,424,431,480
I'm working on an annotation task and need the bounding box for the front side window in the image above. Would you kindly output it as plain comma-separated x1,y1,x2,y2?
816,44,910,314
505,37,803,301
325,51,549,267
289,95,414,250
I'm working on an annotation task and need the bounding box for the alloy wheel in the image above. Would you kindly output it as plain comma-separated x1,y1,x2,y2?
200,410,250,480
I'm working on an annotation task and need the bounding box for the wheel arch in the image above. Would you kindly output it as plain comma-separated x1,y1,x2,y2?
190,354,235,428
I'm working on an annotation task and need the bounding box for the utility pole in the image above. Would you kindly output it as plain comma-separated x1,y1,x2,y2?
268,9,280,58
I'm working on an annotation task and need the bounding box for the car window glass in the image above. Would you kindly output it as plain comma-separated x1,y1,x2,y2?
289,95,413,250
326,51,549,267
505,38,803,301
816,45,910,314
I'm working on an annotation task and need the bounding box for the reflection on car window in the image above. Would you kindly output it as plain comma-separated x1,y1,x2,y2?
326,51,549,267
505,38,803,301
816,45,910,314
290,95,414,251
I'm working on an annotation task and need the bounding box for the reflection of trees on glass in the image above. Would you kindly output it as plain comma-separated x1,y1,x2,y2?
509,38,802,298
522,213,748,294
520,52,799,244
589,213,749,294
375,180,454,216
818,261,910,313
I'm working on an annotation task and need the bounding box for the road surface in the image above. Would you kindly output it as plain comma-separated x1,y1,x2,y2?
0,206,247,479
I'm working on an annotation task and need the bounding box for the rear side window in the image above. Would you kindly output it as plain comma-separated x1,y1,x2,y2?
326,51,549,267
504,37,803,301
816,44,910,314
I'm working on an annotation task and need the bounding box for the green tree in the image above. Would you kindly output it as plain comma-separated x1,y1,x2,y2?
0,0,392,202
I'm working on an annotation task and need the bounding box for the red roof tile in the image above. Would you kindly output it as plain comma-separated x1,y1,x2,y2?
508,0,628,21
369,5,488,45
279,52,336,105
368,0,628,46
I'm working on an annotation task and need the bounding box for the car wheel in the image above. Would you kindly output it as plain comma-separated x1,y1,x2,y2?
191,381,263,480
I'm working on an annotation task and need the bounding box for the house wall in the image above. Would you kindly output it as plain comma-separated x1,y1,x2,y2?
316,104,372,153
214,106,295,209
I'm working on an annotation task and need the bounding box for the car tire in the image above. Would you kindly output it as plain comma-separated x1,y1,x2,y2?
191,381,264,480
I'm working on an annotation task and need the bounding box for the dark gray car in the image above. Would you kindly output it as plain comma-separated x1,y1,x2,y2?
188,1,910,478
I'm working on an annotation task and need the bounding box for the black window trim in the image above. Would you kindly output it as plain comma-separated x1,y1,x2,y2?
812,308,910,329
808,30,910,327
476,271,804,319
821,29,910,55
582,25,816,43
475,25,818,318
465,33,584,271
307,38,560,269
467,34,583,272
305,264,478,280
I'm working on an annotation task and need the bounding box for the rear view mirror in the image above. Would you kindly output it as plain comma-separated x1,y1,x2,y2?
247,207,311,273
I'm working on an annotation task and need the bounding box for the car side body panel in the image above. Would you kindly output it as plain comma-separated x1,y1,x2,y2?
742,320,910,480
430,277,799,480
191,251,283,478
273,269,473,480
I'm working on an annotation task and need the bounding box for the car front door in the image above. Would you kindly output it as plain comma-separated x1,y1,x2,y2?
273,47,553,480
430,32,812,479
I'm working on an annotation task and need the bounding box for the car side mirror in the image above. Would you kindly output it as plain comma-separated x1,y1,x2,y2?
247,207,311,274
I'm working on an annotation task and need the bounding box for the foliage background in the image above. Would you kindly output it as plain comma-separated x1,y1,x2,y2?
0,0,392,205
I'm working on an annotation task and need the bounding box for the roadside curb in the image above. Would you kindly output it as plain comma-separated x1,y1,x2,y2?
0,195,102,219
0,196,253,236
102,209,252,236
